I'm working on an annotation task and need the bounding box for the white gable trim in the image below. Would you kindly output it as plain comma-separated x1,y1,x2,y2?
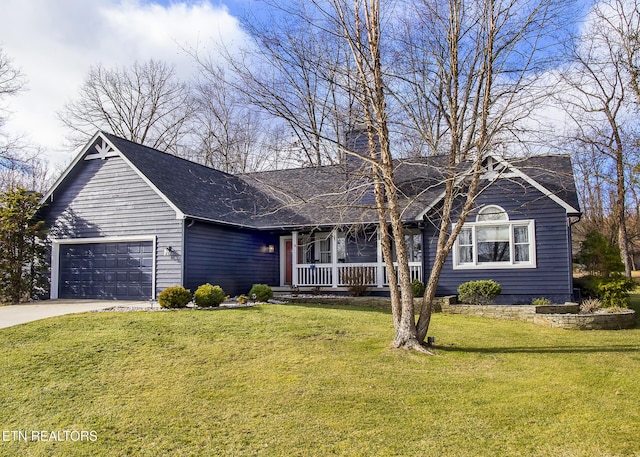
83,137,119,160
40,131,104,205
414,169,471,221
492,156,580,215
111,160,185,221
41,132,185,220
414,153,580,220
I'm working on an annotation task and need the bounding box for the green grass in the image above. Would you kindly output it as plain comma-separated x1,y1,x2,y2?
1,302,639,457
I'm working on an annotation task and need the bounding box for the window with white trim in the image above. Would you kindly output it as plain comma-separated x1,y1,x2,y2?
297,232,345,264
404,230,423,263
391,229,423,263
453,205,536,269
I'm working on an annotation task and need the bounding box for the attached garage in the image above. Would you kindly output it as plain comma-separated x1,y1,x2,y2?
53,238,155,300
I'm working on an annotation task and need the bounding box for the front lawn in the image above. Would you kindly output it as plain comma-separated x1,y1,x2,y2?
0,302,639,456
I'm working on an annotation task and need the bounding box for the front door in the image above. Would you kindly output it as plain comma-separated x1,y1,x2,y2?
285,239,293,285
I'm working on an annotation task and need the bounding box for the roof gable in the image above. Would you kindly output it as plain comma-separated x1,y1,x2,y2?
411,153,581,220
42,132,581,229
102,133,297,228
41,132,184,220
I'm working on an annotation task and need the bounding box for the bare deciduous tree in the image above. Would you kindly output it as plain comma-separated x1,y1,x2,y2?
0,49,23,101
0,48,24,169
58,59,197,157
210,2,360,167
192,65,272,173
212,0,570,351
559,0,640,276
0,47,49,192
391,0,571,343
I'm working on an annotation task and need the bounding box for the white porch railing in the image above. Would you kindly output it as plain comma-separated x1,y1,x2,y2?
383,263,423,285
295,262,422,287
296,264,333,287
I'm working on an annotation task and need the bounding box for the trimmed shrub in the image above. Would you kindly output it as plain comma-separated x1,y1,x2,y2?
158,286,191,308
249,284,273,302
412,279,425,298
532,297,551,307
457,280,501,305
194,283,225,307
341,267,374,297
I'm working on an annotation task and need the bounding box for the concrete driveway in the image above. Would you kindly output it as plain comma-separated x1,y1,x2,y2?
0,300,154,329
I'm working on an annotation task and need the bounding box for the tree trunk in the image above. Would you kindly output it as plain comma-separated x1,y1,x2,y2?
616,146,632,276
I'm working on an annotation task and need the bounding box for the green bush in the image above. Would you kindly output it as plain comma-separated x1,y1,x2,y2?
574,275,633,308
249,284,273,302
194,283,225,307
457,280,501,305
598,277,634,308
412,279,425,298
532,297,551,307
158,286,192,308
578,231,624,277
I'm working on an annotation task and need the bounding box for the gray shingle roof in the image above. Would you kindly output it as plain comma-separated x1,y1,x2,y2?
104,132,580,229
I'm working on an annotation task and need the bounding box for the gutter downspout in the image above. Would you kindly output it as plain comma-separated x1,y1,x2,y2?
182,218,196,291
568,214,582,300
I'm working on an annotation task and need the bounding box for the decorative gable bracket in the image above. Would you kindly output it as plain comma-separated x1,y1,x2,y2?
481,156,516,181
84,139,119,160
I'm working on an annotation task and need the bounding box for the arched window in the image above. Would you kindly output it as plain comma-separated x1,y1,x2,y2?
476,205,508,222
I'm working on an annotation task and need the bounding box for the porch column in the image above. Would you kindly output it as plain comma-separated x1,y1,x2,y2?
376,227,384,288
292,231,298,287
331,230,338,288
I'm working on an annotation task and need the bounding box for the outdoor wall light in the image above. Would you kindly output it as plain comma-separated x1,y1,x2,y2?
163,246,174,256
262,244,276,253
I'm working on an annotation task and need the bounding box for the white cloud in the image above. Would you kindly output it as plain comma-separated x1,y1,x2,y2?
0,0,246,169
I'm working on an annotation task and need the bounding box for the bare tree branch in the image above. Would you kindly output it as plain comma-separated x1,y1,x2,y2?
58,59,197,157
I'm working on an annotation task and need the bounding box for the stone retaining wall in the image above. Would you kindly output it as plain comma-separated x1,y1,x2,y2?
440,301,636,330
440,303,537,323
279,294,636,330
281,295,455,309
533,311,636,330
535,304,580,314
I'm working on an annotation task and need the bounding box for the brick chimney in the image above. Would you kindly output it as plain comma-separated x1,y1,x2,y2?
344,125,378,177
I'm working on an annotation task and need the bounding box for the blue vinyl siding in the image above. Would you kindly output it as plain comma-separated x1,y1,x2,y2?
42,155,183,298
345,229,377,263
184,221,279,296
425,179,574,304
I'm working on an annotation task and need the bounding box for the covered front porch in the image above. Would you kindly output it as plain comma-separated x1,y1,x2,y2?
279,228,423,289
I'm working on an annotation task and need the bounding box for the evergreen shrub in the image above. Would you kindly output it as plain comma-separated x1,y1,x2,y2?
194,283,225,307
412,279,425,298
249,284,273,302
457,280,501,305
158,286,191,308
